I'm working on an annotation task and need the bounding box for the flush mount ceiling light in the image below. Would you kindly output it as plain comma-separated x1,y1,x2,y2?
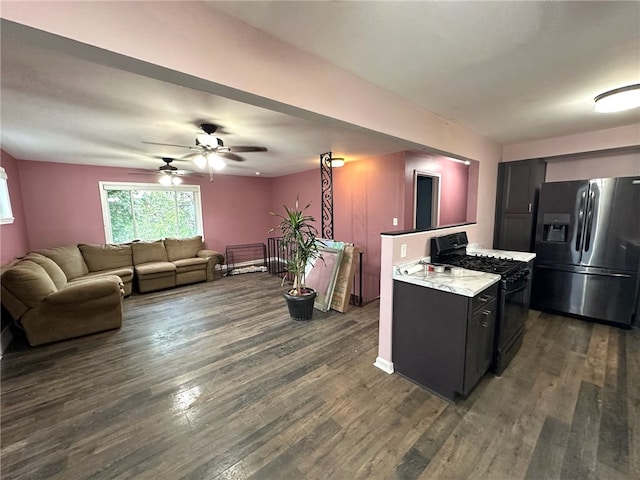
594,84,640,113
331,158,345,168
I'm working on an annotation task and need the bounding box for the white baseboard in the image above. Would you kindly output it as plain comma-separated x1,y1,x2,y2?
373,356,394,374
1,326,13,357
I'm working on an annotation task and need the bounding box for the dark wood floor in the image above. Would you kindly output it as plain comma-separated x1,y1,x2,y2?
1,273,638,479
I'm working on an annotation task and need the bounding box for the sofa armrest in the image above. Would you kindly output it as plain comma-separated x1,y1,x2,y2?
197,250,224,282
46,277,123,304
197,249,224,263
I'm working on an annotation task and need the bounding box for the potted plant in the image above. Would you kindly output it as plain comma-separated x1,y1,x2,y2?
270,196,322,320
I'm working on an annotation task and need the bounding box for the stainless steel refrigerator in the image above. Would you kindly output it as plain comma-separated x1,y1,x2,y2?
530,176,640,326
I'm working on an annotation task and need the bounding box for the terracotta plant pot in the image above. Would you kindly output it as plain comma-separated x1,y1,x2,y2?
284,288,317,321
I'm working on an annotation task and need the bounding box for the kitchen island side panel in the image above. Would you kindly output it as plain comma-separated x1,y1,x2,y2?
392,280,468,400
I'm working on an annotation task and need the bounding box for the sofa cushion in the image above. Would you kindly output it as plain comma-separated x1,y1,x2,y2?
164,236,203,261
131,240,168,265
24,253,67,290
35,245,89,280
1,261,57,308
79,243,133,271
172,257,208,273
74,267,134,283
135,261,176,277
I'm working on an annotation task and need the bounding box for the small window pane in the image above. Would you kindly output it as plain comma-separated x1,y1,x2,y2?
0,167,14,225
107,190,134,243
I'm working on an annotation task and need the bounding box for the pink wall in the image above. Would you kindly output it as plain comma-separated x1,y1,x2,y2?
270,169,321,234
334,153,406,299
18,161,120,249
11,160,274,256
502,124,640,161
201,175,275,252
404,153,471,228
439,161,470,225
466,160,479,223
269,152,406,301
0,151,29,264
545,150,640,182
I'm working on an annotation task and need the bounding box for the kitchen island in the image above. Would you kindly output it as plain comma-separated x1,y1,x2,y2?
392,261,501,402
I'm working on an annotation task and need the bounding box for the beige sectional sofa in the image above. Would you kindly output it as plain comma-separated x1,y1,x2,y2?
1,236,223,346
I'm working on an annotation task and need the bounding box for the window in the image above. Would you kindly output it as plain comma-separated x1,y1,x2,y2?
0,167,14,225
99,182,203,243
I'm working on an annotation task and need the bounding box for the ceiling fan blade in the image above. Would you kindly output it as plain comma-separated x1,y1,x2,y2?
174,169,197,176
227,146,268,153
129,170,203,178
142,141,193,149
217,152,244,162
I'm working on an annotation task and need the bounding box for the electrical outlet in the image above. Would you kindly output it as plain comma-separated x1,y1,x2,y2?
392,217,398,226
400,244,407,258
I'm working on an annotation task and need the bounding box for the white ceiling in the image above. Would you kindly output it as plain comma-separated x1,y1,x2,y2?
1,1,639,177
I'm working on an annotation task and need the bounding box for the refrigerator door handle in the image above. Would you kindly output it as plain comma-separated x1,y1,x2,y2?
575,190,587,252
536,264,632,278
584,190,596,252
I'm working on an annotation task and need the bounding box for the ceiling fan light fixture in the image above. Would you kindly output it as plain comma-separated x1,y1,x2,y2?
193,154,207,170
158,172,183,186
594,84,640,113
158,174,173,186
208,154,226,171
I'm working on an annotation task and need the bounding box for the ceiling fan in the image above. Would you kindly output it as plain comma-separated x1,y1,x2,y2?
143,123,268,173
130,157,198,185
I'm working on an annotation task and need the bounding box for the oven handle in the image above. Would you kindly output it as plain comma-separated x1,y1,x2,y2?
505,282,527,296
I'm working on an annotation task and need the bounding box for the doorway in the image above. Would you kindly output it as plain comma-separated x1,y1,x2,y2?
414,171,441,229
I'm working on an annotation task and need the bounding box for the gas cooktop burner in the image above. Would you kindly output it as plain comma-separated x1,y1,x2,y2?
438,254,523,276
430,231,528,279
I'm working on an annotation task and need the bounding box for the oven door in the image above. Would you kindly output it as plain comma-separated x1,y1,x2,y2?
498,276,529,350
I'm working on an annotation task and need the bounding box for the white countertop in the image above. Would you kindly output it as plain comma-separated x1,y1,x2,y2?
393,261,500,297
467,247,536,262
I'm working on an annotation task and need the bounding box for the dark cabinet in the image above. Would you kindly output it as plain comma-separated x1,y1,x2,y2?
494,159,546,252
392,281,498,402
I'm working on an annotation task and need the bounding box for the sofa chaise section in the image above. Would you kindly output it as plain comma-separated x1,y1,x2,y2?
0,258,124,346
36,244,135,296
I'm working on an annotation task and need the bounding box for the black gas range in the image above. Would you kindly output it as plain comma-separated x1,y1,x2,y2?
431,232,531,375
